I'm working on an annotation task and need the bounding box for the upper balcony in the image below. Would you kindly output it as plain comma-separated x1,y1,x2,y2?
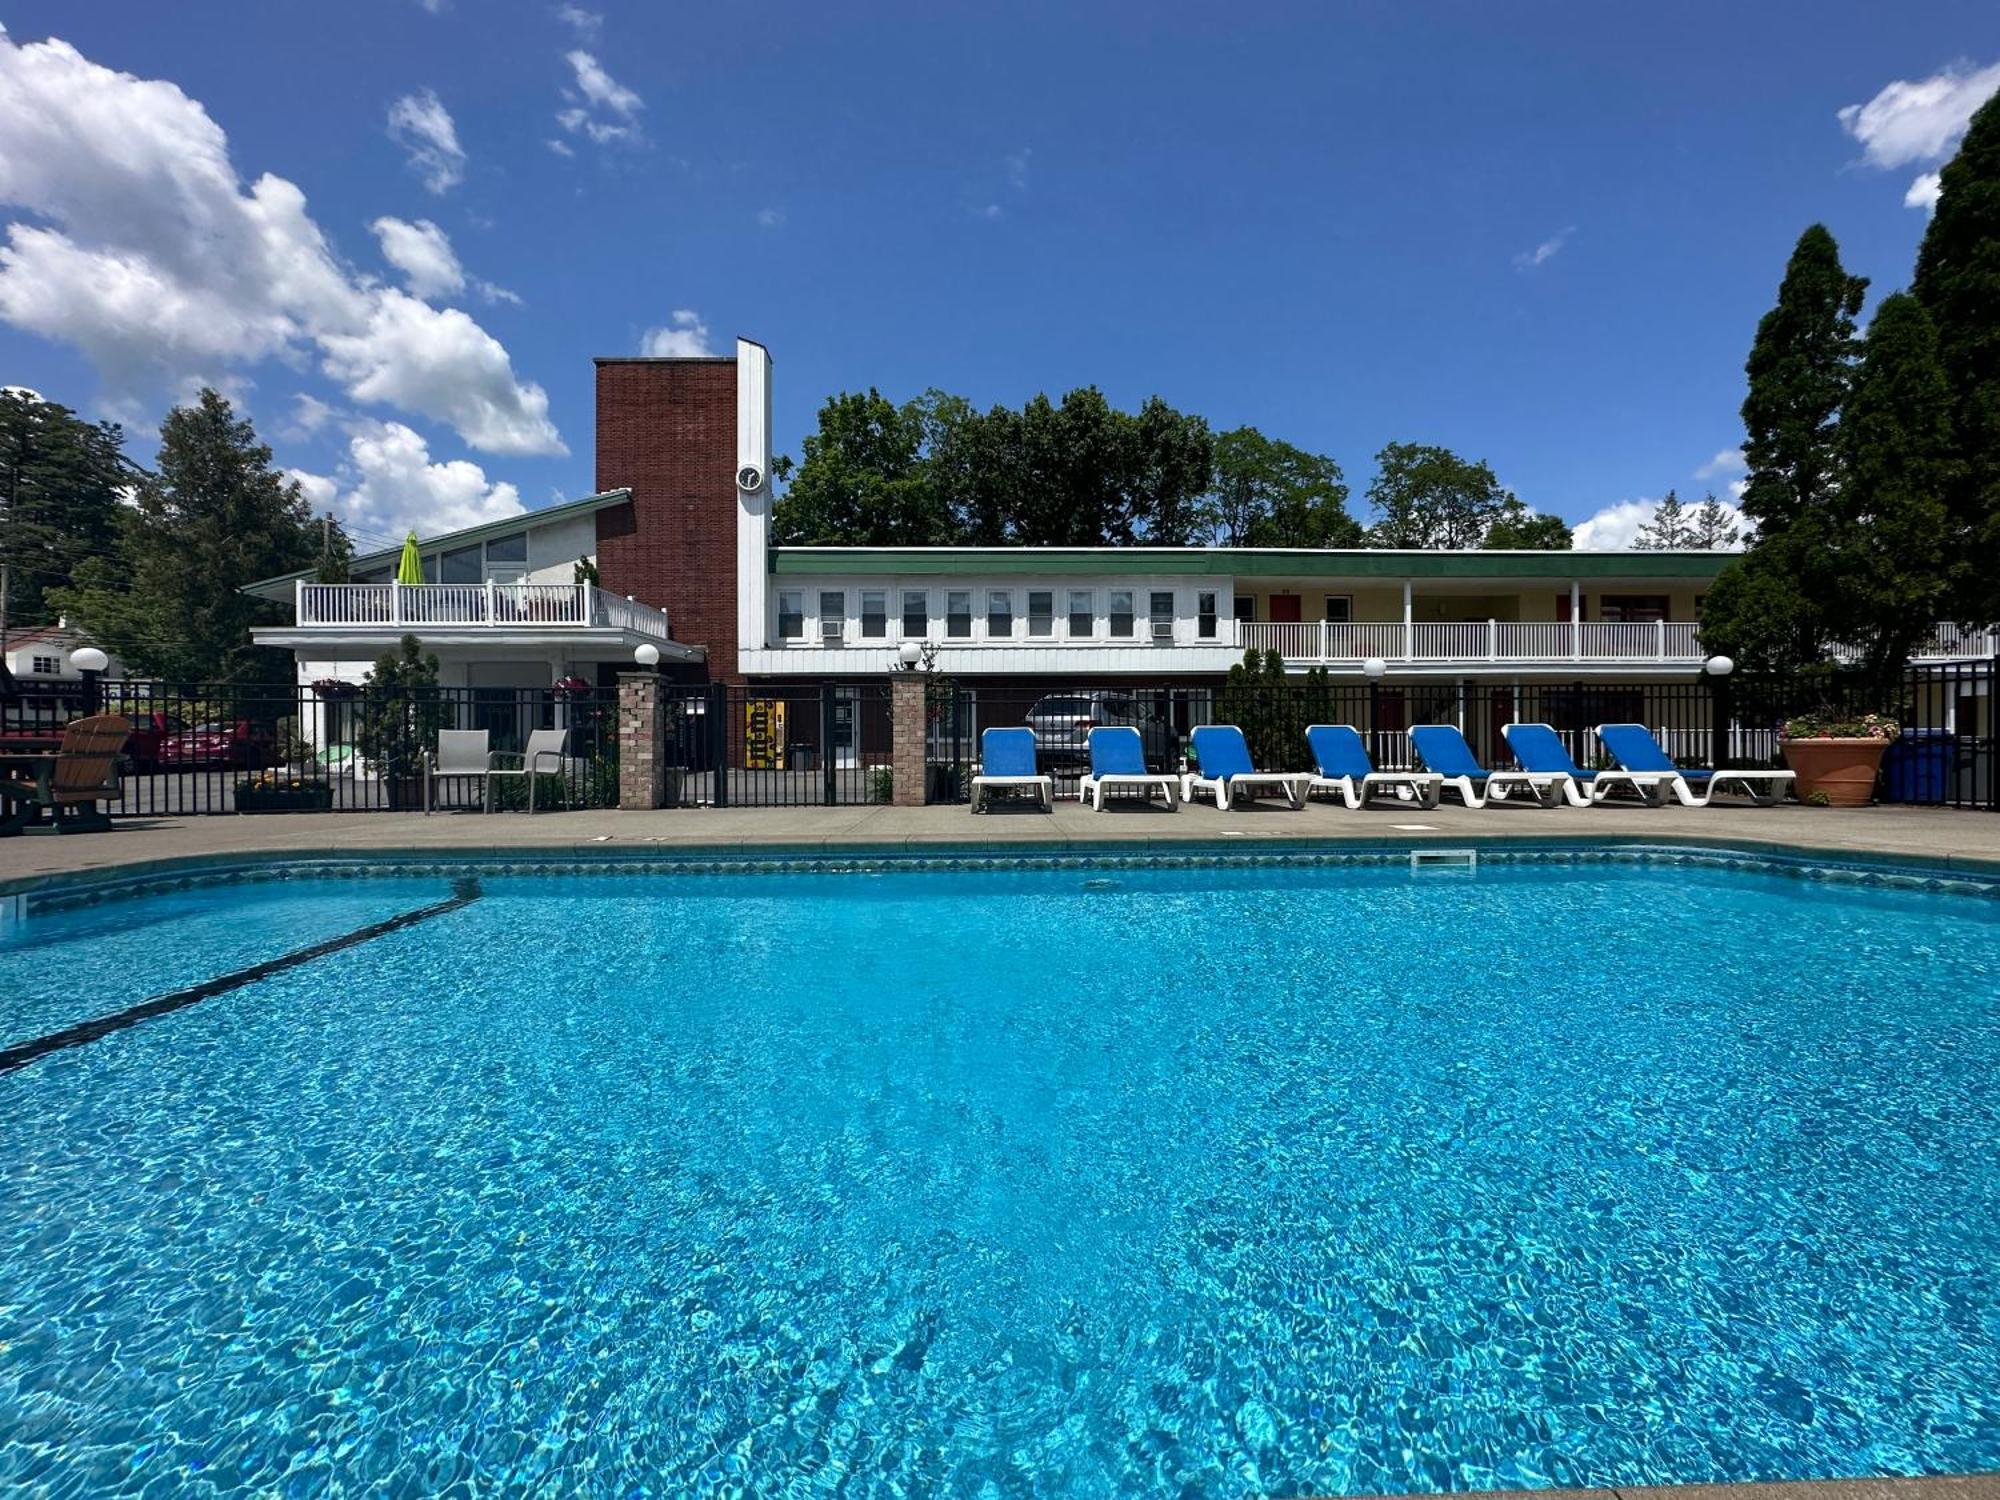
291,581,674,641
1243,619,1704,666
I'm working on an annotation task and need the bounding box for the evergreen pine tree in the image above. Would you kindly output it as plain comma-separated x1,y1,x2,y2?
1634,489,1692,549
0,389,129,626
57,390,335,682
1689,492,1741,549
1912,92,2000,623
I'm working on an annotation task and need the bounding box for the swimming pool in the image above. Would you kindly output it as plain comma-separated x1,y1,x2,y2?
3,850,1997,1495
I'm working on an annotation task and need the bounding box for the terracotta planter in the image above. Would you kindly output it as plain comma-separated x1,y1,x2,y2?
1780,737,1892,807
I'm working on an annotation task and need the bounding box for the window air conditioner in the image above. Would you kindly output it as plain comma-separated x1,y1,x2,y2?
821,618,844,644
1150,619,1175,643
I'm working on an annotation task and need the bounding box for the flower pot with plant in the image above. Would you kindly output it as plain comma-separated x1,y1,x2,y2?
1779,711,1898,807
355,635,444,811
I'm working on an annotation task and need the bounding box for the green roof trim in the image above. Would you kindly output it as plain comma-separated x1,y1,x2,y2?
242,488,633,600
770,547,1737,580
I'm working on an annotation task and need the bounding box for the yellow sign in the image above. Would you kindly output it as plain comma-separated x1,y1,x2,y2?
744,698,786,769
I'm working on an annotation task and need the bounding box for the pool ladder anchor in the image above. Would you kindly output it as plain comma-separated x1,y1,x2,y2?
1409,848,1478,875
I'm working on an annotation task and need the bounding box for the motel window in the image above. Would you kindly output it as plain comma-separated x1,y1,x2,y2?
819,591,845,641
439,544,482,585
1197,591,1218,639
1233,595,1256,623
1027,590,1054,636
987,590,1013,638
777,590,804,640
1324,595,1353,623
946,590,973,638
1149,591,1175,636
861,590,887,638
1067,590,1094,637
902,589,928,636
1108,590,1135,638
484,532,528,583
32,655,60,675
1599,594,1670,623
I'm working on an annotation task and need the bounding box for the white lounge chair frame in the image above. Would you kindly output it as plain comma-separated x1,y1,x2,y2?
1180,771,1310,810
1080,772,1179,810
486,727,569,813
1409,727,1573,810
970,769,1054,812
1590,724,1796,807
1300,726,1444,809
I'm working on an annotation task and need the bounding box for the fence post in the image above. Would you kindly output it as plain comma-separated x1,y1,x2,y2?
820,686,838,805
891,675,926,806
616,671,666,809
1487,619,1497,660
708,682,730,808
1709,672,1732,770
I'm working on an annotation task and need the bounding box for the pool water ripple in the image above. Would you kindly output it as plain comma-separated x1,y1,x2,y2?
0,862,1996,1495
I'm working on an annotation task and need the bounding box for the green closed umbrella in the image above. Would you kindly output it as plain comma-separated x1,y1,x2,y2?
395,530,424,586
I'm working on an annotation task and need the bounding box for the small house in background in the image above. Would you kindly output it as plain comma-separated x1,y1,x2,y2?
0,619,125,682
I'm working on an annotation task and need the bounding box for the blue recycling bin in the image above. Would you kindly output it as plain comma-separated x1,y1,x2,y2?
1883,729,1955,804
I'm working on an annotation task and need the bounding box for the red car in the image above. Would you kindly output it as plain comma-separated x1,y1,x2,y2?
159,718,270,769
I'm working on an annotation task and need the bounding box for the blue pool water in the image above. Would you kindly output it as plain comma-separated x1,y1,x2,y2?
1,858,1997,1496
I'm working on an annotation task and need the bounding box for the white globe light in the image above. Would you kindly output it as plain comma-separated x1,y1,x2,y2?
634,643,661,667
1704,654,1735,677
1361,656,1387,681
70,646,108,672
897,640,923,669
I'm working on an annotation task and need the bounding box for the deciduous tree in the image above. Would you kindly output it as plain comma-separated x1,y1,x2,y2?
1363,442,1510,548
1206,427,1360,547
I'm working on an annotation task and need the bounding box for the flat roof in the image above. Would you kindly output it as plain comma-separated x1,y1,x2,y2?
243,488,632,600
769,547,1738,580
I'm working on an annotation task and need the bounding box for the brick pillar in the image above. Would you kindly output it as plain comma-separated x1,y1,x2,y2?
618,671,666,809
891,676,927,807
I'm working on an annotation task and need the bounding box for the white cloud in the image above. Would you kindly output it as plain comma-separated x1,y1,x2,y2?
315,419,524,538
1571,494,1750,550
556,50,643,146
974,202,1004,221
386,89,464,195
1840,60,2000,209
554,5,602,39
755,206,785,229
283,391,337,439
639,309,713,357
1694,447,1745,480
1512,226,1574,272
287,466,338,511
1905,171,1943,211
0,33,561,454
371,216,463,300
1005,149,1031,191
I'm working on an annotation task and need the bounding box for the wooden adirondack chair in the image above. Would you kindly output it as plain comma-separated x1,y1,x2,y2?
0,713,131,835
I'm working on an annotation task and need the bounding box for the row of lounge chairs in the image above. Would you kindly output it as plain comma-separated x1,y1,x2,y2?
969,722,1795,812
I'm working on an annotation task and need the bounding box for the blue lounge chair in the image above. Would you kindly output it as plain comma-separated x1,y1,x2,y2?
1595,722,1795,806
970,727,1053,812
1500,722,1599,807
1181,724,1308,810
1304,724,1442,809
1079,725,1179,810
1408,724,1572,808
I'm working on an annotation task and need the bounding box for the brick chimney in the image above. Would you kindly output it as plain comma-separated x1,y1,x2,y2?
593,351,744,680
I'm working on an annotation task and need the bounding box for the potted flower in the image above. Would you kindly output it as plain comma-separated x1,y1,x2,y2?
311,677,360,701
235,772,335,813
551,675,592,701
1779,710,1900,807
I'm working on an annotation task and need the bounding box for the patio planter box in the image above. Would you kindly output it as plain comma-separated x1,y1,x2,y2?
235,785,335,813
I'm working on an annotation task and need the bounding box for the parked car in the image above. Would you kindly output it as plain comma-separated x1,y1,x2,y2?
124,711,185,773
159,718,272,770
1023,692,1179,769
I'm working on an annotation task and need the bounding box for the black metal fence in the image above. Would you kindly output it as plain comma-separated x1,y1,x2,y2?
2,679,621,816
654,684,894,808
927,662,1997,809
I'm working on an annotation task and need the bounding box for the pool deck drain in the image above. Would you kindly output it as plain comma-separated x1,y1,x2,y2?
0,877,480,1072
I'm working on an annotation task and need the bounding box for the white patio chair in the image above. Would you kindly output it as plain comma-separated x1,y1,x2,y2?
488,728,569,813
426,728,496,813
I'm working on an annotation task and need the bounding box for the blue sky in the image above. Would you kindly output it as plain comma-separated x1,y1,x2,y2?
0,3,1994,552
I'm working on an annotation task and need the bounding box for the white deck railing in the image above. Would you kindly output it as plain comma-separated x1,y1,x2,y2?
295,581,673,640
1240,619,1706,664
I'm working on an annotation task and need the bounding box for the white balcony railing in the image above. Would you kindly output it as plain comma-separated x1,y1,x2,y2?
1242,619,1706,665
294,581,673,640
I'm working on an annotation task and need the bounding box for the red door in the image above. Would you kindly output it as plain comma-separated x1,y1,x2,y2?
1269,594,1302,623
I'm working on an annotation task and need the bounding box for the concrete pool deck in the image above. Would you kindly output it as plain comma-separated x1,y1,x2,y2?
2,799,1998,888
1390,1479,2000,1500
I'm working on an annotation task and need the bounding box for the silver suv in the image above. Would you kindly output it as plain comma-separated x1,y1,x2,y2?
1023,693,1179,769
